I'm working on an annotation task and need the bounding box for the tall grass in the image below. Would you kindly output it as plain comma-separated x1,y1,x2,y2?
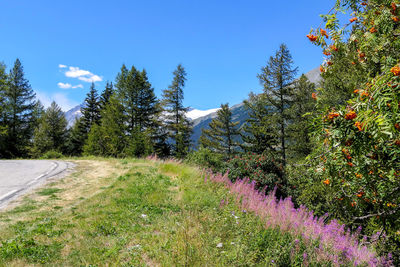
203,170,392,266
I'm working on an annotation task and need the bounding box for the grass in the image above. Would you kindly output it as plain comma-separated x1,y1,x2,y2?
0,158,323,266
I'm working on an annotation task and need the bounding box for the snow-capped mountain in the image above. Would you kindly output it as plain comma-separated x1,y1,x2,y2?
64,104,84,128
186,108,220,120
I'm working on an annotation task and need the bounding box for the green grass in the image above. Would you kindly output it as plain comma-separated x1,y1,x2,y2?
0,159,317,266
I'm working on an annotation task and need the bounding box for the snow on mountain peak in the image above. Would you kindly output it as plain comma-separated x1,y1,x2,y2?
186,108,220,120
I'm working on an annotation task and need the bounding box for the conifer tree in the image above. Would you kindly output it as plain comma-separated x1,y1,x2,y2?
99,81,114,111
3,59,36,157
115,64,166,157
162,64,192,157
0,63,8,157
258,44,298,167
84,95,126,157
199,103,240,156
241,93,278,155
287,74,316,161
81,82,100,134
65,117,86,156
31,101,68,156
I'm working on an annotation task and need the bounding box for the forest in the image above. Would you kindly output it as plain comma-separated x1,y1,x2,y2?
0,0,400,265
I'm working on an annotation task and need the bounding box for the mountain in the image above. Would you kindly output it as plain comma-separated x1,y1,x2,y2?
64,67,321,147
64,104,84,128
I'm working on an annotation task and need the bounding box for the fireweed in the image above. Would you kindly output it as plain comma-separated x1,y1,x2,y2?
203,170,392,266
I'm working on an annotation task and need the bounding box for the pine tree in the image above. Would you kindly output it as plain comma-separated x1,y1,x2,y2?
258,44,298,167
0,63,8,158
115,65,166,157
65,117,86,156
81,82,100,134
162,64,192,157
199,103,240,156
287,74,316,161
84,95,126,157
99,81,114,111
241,93,278,155
3,59,36,157
31,101,68,156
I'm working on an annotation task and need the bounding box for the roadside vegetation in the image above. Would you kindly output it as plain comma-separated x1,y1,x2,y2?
0,158,387,266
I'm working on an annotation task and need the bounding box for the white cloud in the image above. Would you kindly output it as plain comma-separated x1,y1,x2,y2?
59,64,67,68
78,75,102,83
63,66,103,83
35,90,78,112
58,82,72,89
57,82,84,89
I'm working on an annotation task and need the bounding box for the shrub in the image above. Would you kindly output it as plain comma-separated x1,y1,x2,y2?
185,147,224,171
222,153,285,197
40,150,63,159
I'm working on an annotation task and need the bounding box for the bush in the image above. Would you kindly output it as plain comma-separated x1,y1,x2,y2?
222,153,285,197
185,147,224,171
40,150,63,159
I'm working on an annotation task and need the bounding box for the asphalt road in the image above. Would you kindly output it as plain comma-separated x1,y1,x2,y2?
0,160,73,209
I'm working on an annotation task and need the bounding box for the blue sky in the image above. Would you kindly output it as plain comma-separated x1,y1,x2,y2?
0,0,335,111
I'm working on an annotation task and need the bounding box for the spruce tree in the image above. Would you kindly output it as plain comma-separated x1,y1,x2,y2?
4,59,36,157
287,74,316,161
84,95,126,157
241,93,278,155
0,63,8,157
99,81,114,111
115,65,165,157
65,117,86,155
81,82,100,134
31,101,68,156
162,64,192,157
258,44,298,167
199,103,240,156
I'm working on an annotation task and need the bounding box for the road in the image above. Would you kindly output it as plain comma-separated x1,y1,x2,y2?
0,160,73,209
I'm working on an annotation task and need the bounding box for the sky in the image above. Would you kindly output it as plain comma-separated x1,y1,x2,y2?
0,0,336,111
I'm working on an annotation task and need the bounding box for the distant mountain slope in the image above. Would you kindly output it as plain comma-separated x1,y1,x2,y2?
65,104,84,127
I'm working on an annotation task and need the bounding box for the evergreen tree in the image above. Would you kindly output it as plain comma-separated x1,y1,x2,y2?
84,95,126,157
3,59,36,157
31,101,68,156
0,63,8,158
115,64,166,157
287,74,316,161
258,44,298,167
162,64,192,157
99,81,114,111
241,93,278,155
81,82,100,134
65,117,86,156
199,103,240,156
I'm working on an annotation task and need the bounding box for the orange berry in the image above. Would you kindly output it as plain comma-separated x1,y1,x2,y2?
312,93,317,100
350,17,358,23
323,179,330,185
344,110,357,120
369,27,377,33
320,29,329,38
391,65,400,76
307,34,318,42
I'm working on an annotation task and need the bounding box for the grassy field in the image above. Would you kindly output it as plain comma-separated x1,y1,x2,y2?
0,158,318,266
